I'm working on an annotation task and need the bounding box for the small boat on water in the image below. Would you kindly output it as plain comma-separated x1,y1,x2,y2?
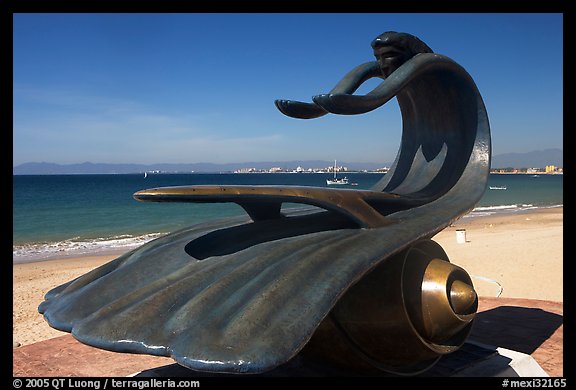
327,177,349,185
489,186,506,190
326,160,349,185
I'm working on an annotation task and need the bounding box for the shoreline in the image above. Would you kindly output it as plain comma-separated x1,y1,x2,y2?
13,206,563,347
12,204,563,265
12,248,131,265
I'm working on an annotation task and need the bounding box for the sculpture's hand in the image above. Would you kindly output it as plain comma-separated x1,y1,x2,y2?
275,61,381,119
274,99,328,119
312,93,384,115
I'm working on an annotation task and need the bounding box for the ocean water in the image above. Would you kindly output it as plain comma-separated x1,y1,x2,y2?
13,173,563,262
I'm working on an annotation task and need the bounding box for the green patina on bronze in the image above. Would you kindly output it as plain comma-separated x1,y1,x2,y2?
39,31,491,375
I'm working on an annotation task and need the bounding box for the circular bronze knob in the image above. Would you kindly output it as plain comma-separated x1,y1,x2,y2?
417,259,477,343
450,279,477,315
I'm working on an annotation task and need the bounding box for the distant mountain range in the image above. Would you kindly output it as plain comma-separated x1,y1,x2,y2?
13,149,563,175
490,148,562,169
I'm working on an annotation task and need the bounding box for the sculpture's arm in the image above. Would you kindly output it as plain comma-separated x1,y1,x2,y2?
312,54,427,115
275,61,381,119
328,61,382,94
312,71,401,115
312,93,391,115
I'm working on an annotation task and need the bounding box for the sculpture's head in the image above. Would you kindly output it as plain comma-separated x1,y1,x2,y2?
371,31,433,77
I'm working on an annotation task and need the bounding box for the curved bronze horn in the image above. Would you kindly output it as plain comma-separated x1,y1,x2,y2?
304,240,477,375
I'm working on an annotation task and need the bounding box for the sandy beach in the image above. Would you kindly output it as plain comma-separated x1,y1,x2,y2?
13,207,563,348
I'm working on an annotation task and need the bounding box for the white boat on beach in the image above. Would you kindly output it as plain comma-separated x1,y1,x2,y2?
489,186,507,190
326,160,349,185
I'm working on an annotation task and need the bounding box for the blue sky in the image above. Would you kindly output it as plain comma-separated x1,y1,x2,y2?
13,13,563,166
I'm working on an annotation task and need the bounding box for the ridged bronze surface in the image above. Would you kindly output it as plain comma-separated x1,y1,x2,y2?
39,31,490,375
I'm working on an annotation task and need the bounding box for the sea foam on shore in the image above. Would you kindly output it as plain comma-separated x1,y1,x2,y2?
13,232,166,264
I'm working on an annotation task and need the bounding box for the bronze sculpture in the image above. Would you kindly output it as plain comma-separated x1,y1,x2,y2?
39,31,491,375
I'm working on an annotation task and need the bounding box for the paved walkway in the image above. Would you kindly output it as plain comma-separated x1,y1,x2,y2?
470,297,563,377
13,297,563,377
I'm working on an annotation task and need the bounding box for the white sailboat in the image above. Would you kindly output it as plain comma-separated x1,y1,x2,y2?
326,160,349,185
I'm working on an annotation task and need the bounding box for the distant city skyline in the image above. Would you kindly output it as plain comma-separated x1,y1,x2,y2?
12,147,564,175
13,13,563,167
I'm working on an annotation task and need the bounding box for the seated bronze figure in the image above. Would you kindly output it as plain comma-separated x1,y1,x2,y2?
39,31,491,375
